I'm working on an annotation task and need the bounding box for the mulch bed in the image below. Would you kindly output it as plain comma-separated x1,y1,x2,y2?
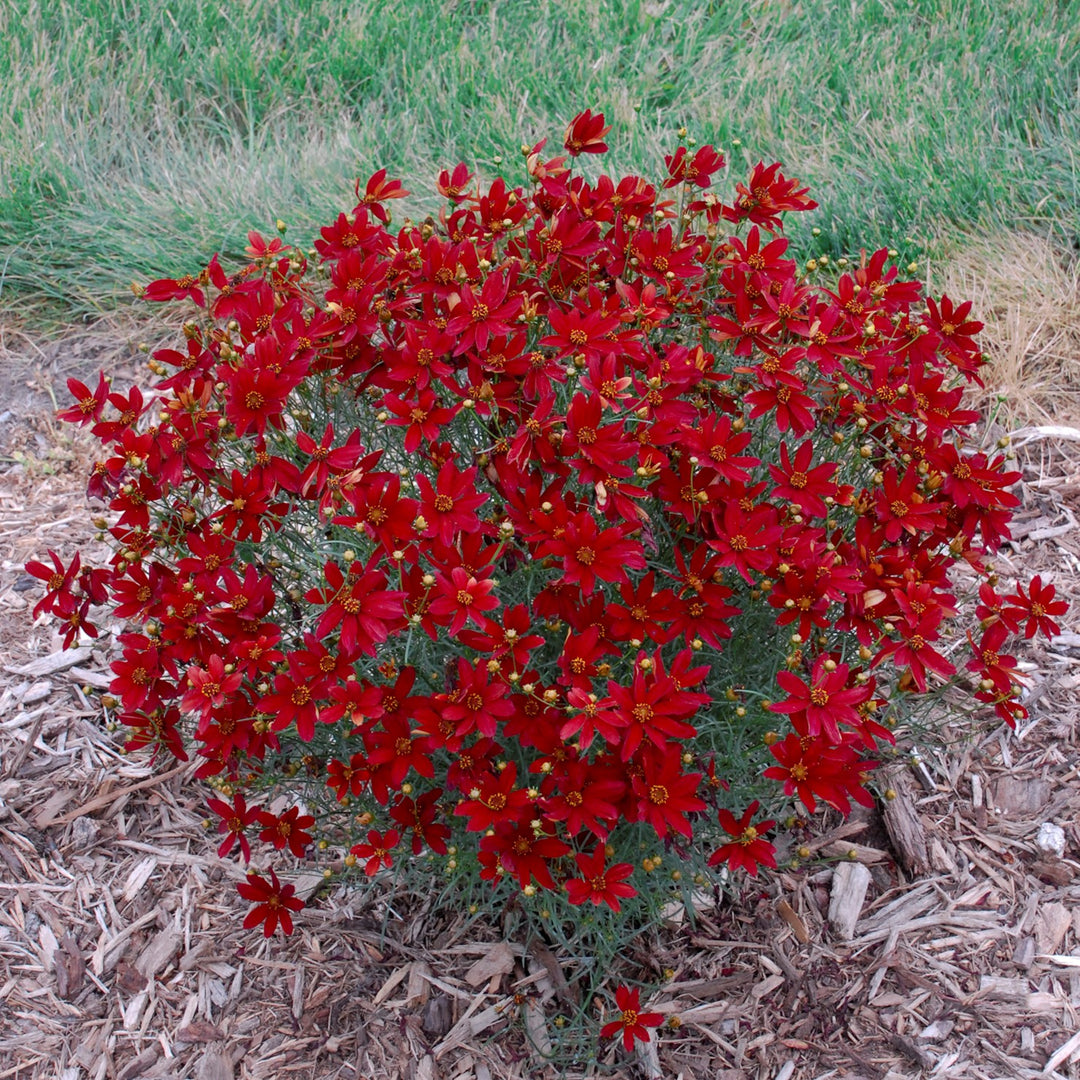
1,340,1079,1079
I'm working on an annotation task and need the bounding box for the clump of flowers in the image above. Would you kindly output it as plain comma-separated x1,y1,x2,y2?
33,113,1064,960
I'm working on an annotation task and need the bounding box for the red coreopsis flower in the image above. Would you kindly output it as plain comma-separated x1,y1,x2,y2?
237,869,304,937
707,501,783,584
305,558,405,657
664,144,725,189
600,985,663,1051
444,272,524,356
1003,575,1068,640
24,549,82,619
415,461,489,547
726,161,817,231
428,565,500,636
350,828,401,875
181,655,244,722
768,439,838,518
206,792,261,862
355,168,409,223
58,373,110,426
536,511,646,596
769,657,874,744
257,666,326,742
454,762,531,832
436,162,476,202
382,387,459,454
565,845,637,912
873,465,944,543
257,806,315,858
390,788,451,855
563,109,611,156
141,270,206,306
632,747,705,840
708,801,777,877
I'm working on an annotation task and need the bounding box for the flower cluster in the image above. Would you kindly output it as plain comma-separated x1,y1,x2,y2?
33,113,1064,945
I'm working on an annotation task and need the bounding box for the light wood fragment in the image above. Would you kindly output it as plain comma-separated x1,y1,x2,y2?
828,861,872,940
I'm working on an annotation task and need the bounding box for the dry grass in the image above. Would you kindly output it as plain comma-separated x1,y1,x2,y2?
929,231,1080,427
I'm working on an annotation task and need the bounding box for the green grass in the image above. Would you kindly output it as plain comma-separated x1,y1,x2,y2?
1,0,1078,322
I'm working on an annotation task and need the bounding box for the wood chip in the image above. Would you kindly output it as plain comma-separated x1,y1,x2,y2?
775,899,810,944
828,861,872,940
54,933,86,1000
177,1021,225,1043
6,647,95,677
117,1047,160,1080
464,942,515,989
1036,902,1072,954
882,770,930,875
197,1047,234,1080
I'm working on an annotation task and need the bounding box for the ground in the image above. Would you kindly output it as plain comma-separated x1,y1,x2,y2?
1,323,1079,1080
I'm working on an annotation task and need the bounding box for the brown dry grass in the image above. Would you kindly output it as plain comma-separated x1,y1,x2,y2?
928,230,1080,427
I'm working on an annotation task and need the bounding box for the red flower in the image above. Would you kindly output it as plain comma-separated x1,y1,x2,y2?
632,747,705,840
356,168,409,223
600,985,663,1051
444,272,523,356
181,655,244,722
58,373,110,426
873,465,944,543
429,566,500,636
206,792,261,862
415,461,490,547
305,558,405,657
563,109,610,156
770,657,873,744
237,869,304,937
25,549,82,619
350,828,400,875
708,801,777,877
1003,575,1068,640
536,512,646,596
565,846,637,912
768,439,838,518
257,806,315,858
436,162,475,202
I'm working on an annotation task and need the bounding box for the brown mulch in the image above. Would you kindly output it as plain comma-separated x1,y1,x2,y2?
2,339,1080,1079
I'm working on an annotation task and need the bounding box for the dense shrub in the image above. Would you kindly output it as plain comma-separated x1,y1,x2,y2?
29,113,1066,1047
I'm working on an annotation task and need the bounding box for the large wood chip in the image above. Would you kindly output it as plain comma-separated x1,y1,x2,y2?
828,861,872,940
881,770,929,875
528,940,577,1007
1036,902,1072,954
992,776,1049,816
55,933,86,1000
197,1047,234,1080
464,941,515,988
775,898,811,944
7,646,95,677
117,1047,160,1080
177,1020,226,1043
135,927,181,978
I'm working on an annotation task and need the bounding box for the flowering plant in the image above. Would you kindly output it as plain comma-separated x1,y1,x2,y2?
32,113,1064,968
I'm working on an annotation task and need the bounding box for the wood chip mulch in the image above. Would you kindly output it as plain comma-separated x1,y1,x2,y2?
2,429,1080,1080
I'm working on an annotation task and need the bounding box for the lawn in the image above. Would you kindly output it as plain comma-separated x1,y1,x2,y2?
1,0,1077,324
